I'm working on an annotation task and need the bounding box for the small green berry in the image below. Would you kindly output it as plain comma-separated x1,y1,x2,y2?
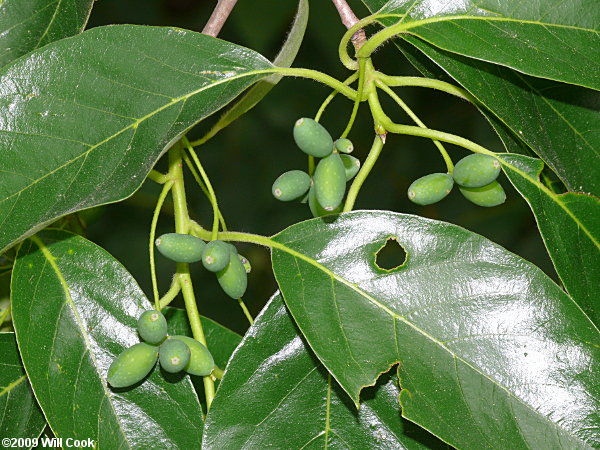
171,336,215,376
137,310,167,345
272,170,311,201
202,240,230,272
453,154,501,188
293,118,333,158
407,173,454,205
459,181,506,207
334,138,354,154
217,251,248,299
340,154,360,181
107,343,158,388
159,338,191,374
155,233,206,263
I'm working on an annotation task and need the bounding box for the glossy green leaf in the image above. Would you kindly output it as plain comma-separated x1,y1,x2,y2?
204,293,449,449
497,153,600,325
372,1,599,90
0,25,273,253
197,0,308,145
362,0,600,196
11,230,204,448
0,332,45,442
271,211,600,448
0,0,94,68
163,307,241,371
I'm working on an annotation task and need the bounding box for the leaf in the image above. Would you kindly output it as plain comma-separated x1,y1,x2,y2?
361,0,600,196
0,25,273,254
196,0,309,145
497,153,600,325
11,230,204,448
271,211,600,449
163,307,241,371
0,332,45,442
373,5,599,90
0,0,94,68
203,293,449,449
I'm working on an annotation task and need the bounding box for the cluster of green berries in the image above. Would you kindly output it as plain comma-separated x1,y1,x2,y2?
408,154,505,207
107,309,214,388
155,233,250,299
272,118,360,217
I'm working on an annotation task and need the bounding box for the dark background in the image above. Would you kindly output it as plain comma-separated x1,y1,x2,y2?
83,0,556,334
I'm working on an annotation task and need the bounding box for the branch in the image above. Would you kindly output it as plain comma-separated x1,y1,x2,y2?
202,0,239,37
331,0,367,50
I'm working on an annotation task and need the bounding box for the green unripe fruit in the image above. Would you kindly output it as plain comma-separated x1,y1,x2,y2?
225,242,238,255
201,240,230,272
238,254,252,273
171,336,215,376
155,233,206,263
159,338,191,373
408,173,454,205
272,170,311,201
453,154,501,188
459,181,506,207
217,251,248,299
107,343,158,388
313,153,346,211
137,310,167,345
308,186,342,218
293,118,333,158
340,154,360,181
334,138,354,154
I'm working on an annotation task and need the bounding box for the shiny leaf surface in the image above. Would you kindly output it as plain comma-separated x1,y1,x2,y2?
0,0,94,67
0,332,45,441
362,0,600,196
497,154,600,325
0,25,272,253
271,211,600,448
11,230,203,448
372,0,599,89
198,0,308,145
204,293,449,449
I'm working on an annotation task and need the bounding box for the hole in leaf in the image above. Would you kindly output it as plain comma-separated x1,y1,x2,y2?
375,237,407,271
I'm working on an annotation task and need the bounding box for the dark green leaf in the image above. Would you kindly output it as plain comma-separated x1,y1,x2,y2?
271,211,600,448
11,230,204,448
0,25,273,253
163,307,241,371
0,332,45,442
204,293,449,449
497,154,600,325
197,0,308,145
373,3,599,90
361,1,600,196
0,0,94,67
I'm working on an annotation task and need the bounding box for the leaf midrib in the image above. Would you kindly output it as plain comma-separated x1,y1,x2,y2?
271,234,590,446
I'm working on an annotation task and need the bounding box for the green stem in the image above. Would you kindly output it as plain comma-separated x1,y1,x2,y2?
150,180,174,309
375,73,474,102
314,73,359,122
237,298,254,325
376,80,454,173
158,277,182,309
341,58,368,139
168,145,216,409
343,135,384,211
182,137,220,240
147,169,169,184
212,366,224,379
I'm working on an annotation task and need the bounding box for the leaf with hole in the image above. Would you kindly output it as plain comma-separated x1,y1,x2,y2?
0,0,94,68
0,332,45,442
271,211,600,448
0,25,273,253
203,293,450,449
11,230,204,448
